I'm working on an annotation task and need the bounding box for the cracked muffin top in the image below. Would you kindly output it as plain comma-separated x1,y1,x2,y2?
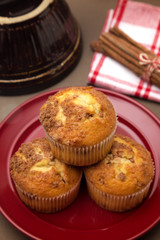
39,86,117,146
84,135,154,196
10,138,82,198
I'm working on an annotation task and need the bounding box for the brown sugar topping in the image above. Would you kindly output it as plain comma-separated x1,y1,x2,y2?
10,138,82,197
117,172,126,181
39,87,117,146
85,134,154,195
10,138,53,176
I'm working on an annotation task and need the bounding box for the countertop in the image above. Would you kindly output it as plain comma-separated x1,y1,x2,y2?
0,0,159,239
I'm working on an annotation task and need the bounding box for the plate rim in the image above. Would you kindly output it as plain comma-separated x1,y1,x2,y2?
0,88,160,240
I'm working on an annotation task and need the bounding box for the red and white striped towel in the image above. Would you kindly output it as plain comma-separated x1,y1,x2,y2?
88,0,160,102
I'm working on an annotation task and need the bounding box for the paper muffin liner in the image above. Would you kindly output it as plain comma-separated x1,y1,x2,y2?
45,123,117,166
85,178,153,212
14,174,82,213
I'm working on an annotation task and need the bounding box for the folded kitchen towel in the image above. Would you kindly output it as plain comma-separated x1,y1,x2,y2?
88,0,160,102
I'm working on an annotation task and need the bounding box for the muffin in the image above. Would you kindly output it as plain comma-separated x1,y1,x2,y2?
10,138,82,213
84,134,154,212
39,86,117,166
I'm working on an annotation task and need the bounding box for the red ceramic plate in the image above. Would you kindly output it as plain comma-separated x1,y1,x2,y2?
0,88,160,240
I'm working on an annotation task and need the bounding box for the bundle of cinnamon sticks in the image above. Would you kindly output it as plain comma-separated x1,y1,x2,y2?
90,26,160,89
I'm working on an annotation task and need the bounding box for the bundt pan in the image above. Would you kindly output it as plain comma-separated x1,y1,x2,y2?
0,0,82,95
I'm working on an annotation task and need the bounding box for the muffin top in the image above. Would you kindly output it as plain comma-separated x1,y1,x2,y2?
84,135,154,196
10,138,82,198
39,86,117,146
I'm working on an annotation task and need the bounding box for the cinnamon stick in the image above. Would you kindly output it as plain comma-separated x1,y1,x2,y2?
99,34,146,71
90,26,160,88
110,26,154,58
100,41,144,76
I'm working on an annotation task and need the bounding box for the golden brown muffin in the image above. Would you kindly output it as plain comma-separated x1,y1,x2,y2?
10,138,82,213
39,86,117,166
84,134,154,212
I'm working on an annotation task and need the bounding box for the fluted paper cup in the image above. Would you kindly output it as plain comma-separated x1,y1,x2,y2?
85,177,153,212
14,174,82,213
46,123,117,166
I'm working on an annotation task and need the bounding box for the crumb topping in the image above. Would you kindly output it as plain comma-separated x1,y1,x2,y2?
10,138,53,175
85,135,154,195
39,87,117,146
10,138,82,197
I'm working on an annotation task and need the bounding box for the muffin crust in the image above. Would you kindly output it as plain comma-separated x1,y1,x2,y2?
39,86,117,147
10,138,82,198
84,135,154,196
